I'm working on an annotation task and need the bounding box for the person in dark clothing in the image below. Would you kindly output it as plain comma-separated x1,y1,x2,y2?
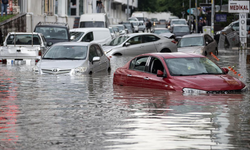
96,0,104,13
146,20,152,33
198,17,206,33
1,0,8,16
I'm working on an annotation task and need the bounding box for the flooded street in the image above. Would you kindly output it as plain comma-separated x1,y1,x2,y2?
0,49,250,149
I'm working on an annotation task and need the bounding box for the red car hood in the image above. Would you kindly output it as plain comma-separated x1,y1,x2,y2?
171,74,245,91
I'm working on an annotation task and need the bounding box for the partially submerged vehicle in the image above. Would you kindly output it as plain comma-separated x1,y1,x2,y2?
0,32,47,65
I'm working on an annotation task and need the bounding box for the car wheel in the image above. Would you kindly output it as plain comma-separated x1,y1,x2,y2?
113,53,122,56
108,67,111,72
160,48,171,53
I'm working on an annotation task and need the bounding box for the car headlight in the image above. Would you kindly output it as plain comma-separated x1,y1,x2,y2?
241,86,248,92
194,49,204,55
74,67,87,73
183,88,207,94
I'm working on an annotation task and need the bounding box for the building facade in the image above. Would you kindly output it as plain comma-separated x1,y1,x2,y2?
17,0,138,29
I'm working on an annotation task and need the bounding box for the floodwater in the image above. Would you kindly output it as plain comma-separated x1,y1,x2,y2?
0,49,250,150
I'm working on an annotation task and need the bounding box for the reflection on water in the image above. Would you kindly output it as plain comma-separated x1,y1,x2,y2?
110,85,250,149
0,51,249,149
0,69,19,148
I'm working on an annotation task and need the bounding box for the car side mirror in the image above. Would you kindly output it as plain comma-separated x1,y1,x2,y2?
124,42,130,47
157,70,164,77
70,35,75,40
92,56,100,63
222,68,229,74
47,42,53,46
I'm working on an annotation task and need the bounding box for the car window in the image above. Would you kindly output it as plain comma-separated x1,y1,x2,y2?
89,45,98,62
178,37,204,47
106,35,129,46
143,35,160,43
129,56,149,72
165,57,223,76
173,26,190,32
70,31,85,42
6,34,41,45
127,36,142,45
35,26,68,40
80,21,105,28
43,45,87,60
149,57,164,74
153,29,170,34
81,32,93,42
94,45,104,56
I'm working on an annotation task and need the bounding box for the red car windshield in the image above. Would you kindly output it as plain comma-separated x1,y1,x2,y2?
165,57,223,76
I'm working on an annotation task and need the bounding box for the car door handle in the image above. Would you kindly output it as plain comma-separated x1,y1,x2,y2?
144,77,149,80
157,43,162,45
127,74,132,77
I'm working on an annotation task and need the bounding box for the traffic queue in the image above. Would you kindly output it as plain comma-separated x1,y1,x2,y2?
0,13,247,94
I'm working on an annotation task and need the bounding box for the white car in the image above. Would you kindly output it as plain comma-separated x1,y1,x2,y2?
34,42,111,75
0,32,47,65
69,28,112,46
102,33,178,56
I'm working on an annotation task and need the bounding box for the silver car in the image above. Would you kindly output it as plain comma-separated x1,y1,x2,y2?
102,33,178,56
177,34,218,56
34,42,111,75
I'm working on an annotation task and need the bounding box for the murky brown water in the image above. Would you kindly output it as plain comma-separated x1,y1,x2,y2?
0,49,250,150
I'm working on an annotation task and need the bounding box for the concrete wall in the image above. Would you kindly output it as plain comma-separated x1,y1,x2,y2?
27,0,43,15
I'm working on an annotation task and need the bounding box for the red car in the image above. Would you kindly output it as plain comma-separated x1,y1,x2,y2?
113,53,247,94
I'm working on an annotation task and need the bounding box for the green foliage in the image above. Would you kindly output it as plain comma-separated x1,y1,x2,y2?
137,0,158,12
0,15,16,23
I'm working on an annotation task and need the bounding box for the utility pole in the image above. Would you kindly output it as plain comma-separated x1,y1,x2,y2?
211,0,214,37
127,0,129,21
195,0,198,33
189,0,191,31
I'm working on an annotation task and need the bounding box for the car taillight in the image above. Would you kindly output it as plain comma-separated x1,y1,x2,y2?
38,50,42,56
171,40,177,44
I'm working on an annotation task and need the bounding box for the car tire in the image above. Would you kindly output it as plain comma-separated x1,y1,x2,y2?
160,48,171,53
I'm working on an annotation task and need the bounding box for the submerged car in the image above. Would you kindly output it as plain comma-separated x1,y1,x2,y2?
102,33,177,56
34,42,111,75
170,24,190,41
113,52,247,93
151,28,171,35
177,34,218,56
0,32,47,64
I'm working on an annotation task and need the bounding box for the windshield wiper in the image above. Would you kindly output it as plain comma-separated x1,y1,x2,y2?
191,72,223,75
54,57,76,60
43,57,56,59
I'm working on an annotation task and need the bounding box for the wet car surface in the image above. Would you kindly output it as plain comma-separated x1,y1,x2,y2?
113,53,246,92
0,48,250,149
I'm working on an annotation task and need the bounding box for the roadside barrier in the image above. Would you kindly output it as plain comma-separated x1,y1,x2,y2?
211,52,243,78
